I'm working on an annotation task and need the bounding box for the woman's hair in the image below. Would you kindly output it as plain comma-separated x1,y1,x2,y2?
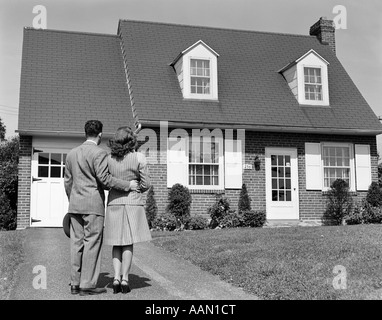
108,126,138,158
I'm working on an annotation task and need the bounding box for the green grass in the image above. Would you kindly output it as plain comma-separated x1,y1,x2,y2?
151,225,382,300
0,230,25,300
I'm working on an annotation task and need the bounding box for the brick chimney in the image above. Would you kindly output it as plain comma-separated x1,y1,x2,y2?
309,17,336,54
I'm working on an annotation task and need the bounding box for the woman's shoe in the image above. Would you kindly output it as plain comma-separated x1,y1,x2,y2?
112,278,121,294
121,279,131,294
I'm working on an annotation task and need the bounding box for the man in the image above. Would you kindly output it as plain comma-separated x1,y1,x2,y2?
64,120,138,296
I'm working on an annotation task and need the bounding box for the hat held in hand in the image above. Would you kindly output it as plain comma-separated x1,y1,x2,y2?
63,213,70,238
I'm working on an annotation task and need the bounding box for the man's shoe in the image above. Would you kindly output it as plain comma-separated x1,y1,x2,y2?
71,285,80,295
79,287,107,296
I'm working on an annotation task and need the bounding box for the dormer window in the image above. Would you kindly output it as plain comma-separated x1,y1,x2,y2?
171,40,219,101
190,59,210,94
304,67,322,101
279,49,329,106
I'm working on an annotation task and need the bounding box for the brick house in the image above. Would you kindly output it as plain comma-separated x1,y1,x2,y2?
16,18,382,229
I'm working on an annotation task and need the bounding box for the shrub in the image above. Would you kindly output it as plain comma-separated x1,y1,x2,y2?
238,183,251,214
152,213,177,231
345,199,382,225
344,202,364,225
166,184,192,224
145,186,158,229
186,215,209,230
366,182,382,207
0,136,19,211
361,200,382,224
207,195,231,228
242,210,266,228
0,194,16,231
323,179,353,225
219,212,243,228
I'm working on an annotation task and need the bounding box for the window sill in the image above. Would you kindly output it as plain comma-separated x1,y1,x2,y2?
187,188,225,194
182,98,219,103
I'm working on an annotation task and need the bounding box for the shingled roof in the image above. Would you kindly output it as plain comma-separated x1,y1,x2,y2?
18,28,135,136
118,20,382,135
18,20,382,136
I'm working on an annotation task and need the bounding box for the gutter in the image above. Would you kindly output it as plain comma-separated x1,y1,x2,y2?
16,121,382,137
137,120,382,136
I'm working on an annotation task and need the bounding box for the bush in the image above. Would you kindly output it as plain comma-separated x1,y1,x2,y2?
0,194,16,231
344,199,382,225
0,136,19,211
361,200,382,224
242,210,266,228
219,212,243,229
323,179,353,225
238,183,251,214
166,184,192,224
152,213,177,231
185,215,209,230
366,182,382,207
207,195,231,228
344,202,364,225
145,186,158,229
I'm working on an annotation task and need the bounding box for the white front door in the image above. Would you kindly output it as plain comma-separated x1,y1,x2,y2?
31,149,69,227
265,148,299,220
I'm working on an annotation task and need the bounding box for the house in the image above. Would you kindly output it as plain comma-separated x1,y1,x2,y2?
16,17,382,229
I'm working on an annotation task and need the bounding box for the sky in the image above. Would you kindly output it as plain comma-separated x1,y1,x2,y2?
0,0,381,147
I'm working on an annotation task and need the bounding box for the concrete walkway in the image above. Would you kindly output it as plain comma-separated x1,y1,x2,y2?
8,228,258,300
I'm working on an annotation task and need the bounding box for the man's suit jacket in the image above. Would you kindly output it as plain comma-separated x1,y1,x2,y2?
64,141,131,216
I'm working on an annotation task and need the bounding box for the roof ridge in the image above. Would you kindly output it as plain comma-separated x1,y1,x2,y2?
118,19,315,39
23,27,118,38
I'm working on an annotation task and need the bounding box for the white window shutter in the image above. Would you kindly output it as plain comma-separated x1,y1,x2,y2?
305,143,322,190
355,144,371,191
224,139,242,189
167,137,188,188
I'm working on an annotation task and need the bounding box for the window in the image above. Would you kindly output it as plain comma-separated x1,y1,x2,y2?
322,146,351,188
189,136,219,186
304,67,322,101
190,59,210,95
306,142,370,192
280,50,329,106
37,152,67,178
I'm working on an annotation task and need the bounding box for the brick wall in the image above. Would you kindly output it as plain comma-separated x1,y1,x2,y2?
141,128,377,222
16,135,32,229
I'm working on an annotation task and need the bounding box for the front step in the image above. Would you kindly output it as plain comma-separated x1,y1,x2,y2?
264,220,322,228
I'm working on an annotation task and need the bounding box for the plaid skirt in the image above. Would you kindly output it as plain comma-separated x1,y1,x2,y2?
104,205,152,246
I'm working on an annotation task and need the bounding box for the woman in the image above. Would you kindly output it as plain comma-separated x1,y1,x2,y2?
104,126,152,294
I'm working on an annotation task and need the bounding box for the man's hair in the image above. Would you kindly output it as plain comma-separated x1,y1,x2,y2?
85,120,103,138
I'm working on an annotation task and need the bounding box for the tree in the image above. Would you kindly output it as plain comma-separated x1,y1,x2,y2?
238,183,251,214
0,117,5,141
0,136,19,230
0,136,19,209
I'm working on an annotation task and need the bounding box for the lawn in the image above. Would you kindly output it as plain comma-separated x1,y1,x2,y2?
151,224,382,300
0,230,25,300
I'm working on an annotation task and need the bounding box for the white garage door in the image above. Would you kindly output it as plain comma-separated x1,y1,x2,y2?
30,148,69,227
